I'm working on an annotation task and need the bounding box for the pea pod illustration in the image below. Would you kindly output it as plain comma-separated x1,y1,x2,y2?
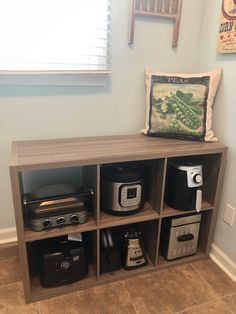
166,94,202,130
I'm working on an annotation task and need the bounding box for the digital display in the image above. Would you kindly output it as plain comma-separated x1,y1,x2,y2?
127,188,137,199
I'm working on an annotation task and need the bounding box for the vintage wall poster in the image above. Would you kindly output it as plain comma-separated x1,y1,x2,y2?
217,0,236,53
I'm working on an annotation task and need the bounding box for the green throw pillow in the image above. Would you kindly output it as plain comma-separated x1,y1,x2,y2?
142,68,222,141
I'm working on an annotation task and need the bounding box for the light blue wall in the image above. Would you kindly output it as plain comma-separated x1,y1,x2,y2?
197,0,236,262
0,0,204,228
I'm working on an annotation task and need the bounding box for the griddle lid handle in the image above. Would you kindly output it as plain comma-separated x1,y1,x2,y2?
177,234,194,242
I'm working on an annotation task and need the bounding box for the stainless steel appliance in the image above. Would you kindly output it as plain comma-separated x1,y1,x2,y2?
123,228,148,269
161,214,202,260
165,161,203,212
24,184,92,231
101,163,146,215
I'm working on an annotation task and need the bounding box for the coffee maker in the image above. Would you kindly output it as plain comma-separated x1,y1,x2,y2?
165,161,203,212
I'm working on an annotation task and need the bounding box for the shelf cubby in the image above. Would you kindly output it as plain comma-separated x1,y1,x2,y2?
21,165,99,236
27,230,98,302
165,153,222,209
100,158,166,217
99,220,159,278
30,265,97,303
157,210,215,269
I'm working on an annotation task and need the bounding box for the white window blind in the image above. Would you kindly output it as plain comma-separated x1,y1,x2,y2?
0,0,110,85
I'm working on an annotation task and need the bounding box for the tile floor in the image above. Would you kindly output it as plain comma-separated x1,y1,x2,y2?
0,246,235,314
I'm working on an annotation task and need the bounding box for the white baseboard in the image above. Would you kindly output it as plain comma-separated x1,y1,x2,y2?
0,227,17,245
210,243,236,282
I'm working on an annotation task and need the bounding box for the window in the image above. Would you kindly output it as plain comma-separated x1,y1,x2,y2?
0,0,110,85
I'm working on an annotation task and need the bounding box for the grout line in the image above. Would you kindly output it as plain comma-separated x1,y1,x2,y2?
175,300,211,314
172,263,220,314
131,299,142,314
0,278,22,287
0,279,22,288
191,262,222,298
119,280,139,314
190,264,236,314
220,291,236,298
175,298,235,314
38,301,42,314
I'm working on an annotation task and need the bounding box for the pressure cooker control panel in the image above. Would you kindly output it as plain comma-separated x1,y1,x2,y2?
119,184,142,208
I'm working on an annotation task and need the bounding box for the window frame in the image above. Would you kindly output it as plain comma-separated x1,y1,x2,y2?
0,70,110,86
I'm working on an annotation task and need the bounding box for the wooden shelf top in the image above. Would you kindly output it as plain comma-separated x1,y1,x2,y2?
100,202,159,228
10,134,227,171
99,258,155,282
161,200,213,218
31,267,96,302
24,216,97,242
157,249,206,269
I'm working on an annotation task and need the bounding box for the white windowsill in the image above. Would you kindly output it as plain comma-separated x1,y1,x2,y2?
0,70,111,86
